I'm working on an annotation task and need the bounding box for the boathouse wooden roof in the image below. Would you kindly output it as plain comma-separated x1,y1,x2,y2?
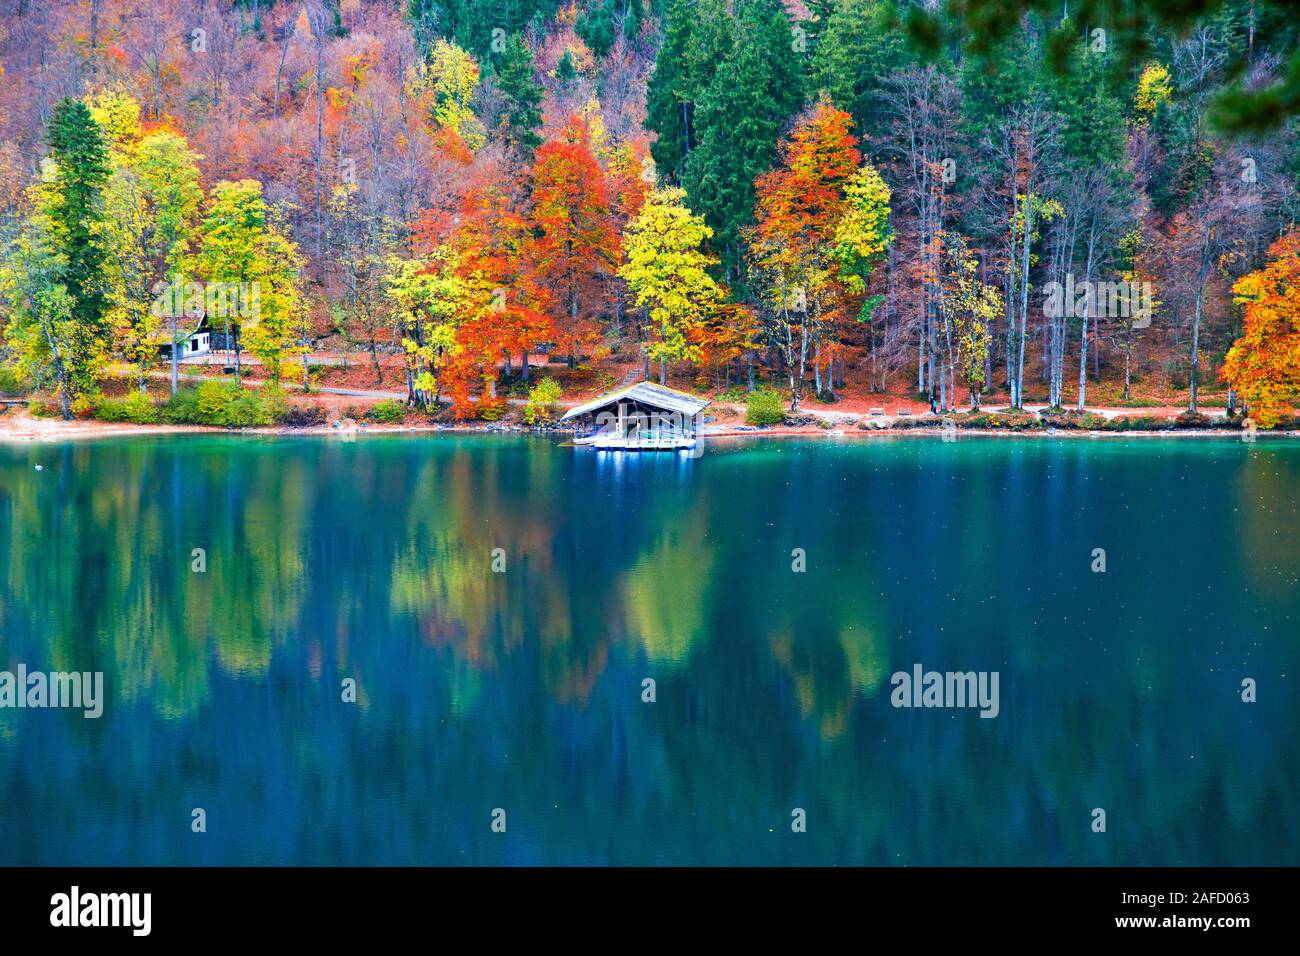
559,382,710,421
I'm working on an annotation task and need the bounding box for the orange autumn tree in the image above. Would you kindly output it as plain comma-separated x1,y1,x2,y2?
530,116,618,368
453,162,553,399
402,166,556,418
1223,229,1300,428
748,99,861,409
691,302,760,390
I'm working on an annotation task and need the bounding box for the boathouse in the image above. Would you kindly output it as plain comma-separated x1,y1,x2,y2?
561,382,709,450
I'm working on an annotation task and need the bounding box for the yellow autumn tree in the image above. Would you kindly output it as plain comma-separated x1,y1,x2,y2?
85,88,144,154
942,235,1002,409
1135,63,1173,123
415,39,485,150
618,185,727,383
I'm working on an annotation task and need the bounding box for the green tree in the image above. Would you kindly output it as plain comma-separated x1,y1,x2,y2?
645,0,734,182
834,160,894,336
683,0,805,286
243,225,308,385
384,246,472,409
811,0,911,140
45,98,111,337
97,128,204,394
193,180,301,382
0,202,92,419
490,33,544,158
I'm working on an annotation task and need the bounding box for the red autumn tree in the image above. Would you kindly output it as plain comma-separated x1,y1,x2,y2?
453,160,554,386
529,116,618,368
749,99,861,408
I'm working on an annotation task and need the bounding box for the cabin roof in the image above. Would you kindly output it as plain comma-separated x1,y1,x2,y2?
559,382,710,421
152,312,212,344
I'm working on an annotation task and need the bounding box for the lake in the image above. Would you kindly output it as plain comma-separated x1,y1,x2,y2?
1,433,1297,865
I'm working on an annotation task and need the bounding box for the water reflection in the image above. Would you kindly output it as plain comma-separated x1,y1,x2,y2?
0,435,1297,864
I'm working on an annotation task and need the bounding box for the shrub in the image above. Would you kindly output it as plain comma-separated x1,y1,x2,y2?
477,398,507,421
888,412,1044,432
95,391,160,424
523,377,562,425
162,381,275,426
955,412,998,430
1173,410,1213,429
28,399,60,418
259,384,289,422
196,380,240,423
1109,415,1167,431
0,365,30,396
223,389,275,427
745,388,785,426
367,399,406,424
161,387,202,424
278,403,328,427
888,416,941,430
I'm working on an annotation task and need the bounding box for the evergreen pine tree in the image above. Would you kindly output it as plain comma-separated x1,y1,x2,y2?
645,0,733,182
493,33,544,158
681,0,803,287
46,98,111,335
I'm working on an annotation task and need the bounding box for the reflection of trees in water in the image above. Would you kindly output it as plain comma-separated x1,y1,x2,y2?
618,507,715,665
1238,447,1300,606
1,439,1299,863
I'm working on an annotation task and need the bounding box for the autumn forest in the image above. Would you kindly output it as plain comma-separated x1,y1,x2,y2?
2,0,1299,427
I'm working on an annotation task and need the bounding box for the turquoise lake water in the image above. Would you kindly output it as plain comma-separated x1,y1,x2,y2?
0,434,1296,865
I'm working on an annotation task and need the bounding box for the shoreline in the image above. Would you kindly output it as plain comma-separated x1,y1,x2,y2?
2,411,1296,444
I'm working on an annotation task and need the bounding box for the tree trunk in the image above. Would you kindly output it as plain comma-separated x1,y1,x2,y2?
171,311,179,397
1015,198,1034,409
1190,278,1204,413
1078,230,1096,412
